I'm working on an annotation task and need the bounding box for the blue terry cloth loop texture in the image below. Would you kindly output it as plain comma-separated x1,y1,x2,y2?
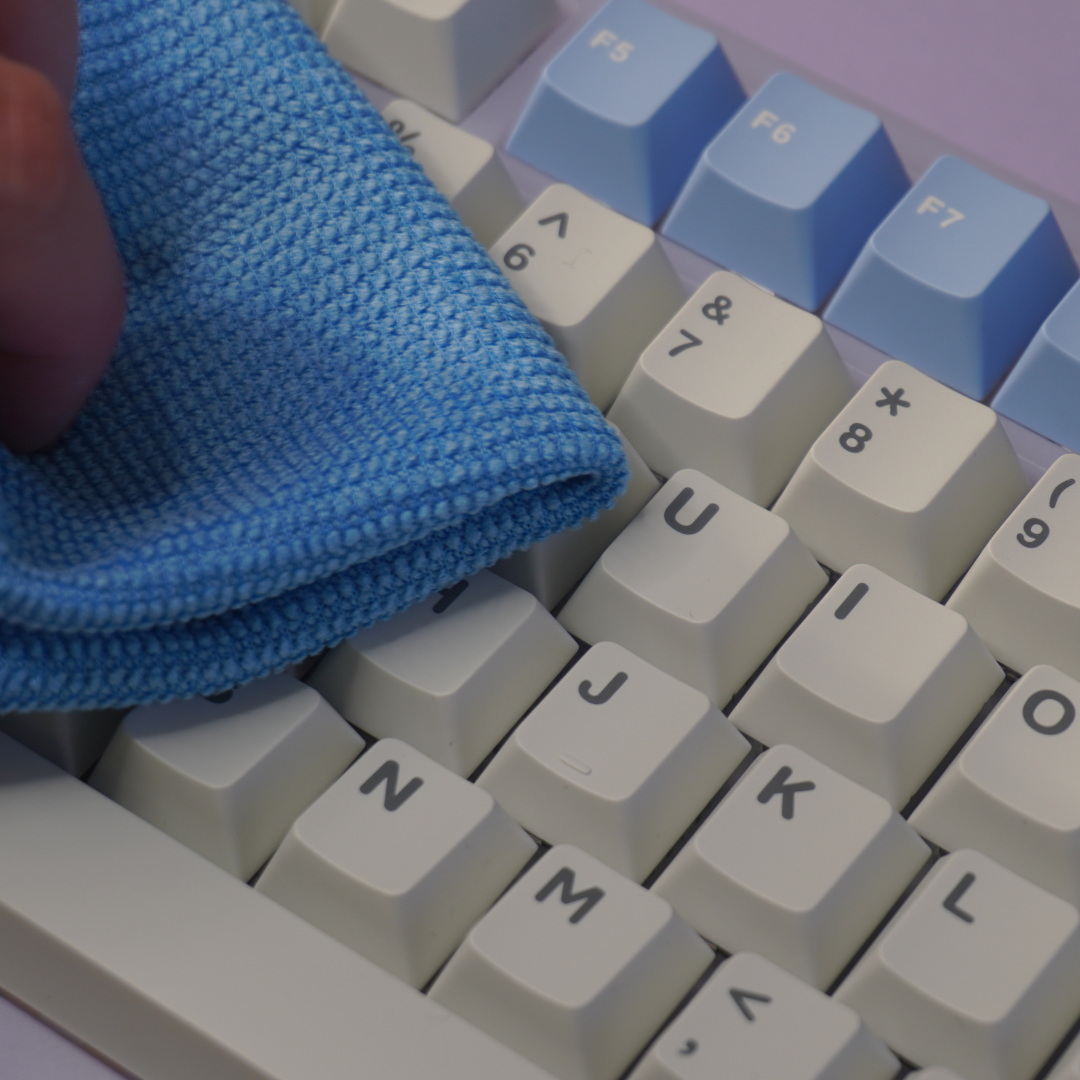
0,0,628,712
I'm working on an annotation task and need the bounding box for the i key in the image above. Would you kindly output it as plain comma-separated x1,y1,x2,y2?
630,952,898,1080
430,844,712,1080
478,641,750,881
489,184,684,410
608,271,854,507
947,453,1080,679
837,850,1080,1080
653,745,928,989
256,739,536,987
773,359,1028,599
731,564,1003,807
558,469,826,706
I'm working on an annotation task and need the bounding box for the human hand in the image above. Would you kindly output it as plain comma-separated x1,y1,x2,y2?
0,0,125,453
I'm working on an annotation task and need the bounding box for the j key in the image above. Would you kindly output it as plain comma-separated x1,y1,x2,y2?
321,0,557,122
507,0,743,225
477,641,750,881
558,469,826,707
663,72,908,311
256,738,536,987
772,360,1029,599
837,849,1080,1080
308,570,576,776
89,675,363,880
430,844,712,1080
607,271,854,507
630,952,899,1080
493,427,661,610
380,99,523,247
490,184,684,410
653,745,929,989
824,155,1077,399
731,565,1002,808
994,280,1080,451
947,453,1080,679
911,666,1080,907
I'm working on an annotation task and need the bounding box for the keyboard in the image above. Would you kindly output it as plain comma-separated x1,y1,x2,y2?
3,0,1080,1078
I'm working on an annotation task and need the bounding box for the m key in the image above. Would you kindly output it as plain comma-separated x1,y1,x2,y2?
431,844,711,1080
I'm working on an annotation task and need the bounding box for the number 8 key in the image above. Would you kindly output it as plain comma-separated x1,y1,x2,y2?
772,360,1028,599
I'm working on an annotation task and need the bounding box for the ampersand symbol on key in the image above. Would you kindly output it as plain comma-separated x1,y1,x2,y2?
702,296,732,324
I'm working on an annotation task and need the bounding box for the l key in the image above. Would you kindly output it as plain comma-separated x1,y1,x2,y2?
837,850,1080,1080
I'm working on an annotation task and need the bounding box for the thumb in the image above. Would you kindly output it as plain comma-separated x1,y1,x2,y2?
0,54,125,453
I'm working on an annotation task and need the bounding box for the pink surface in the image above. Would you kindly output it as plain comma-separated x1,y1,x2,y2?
675,0,1080,205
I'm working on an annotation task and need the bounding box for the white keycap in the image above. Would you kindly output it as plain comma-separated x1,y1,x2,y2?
285,0,338,34
772,360,1029,599
947,453,1080,680
430,844,712,1080
653,745,929,988
256,738,535,987
911,665,1080,906
731,564,1003,807
608,271,853,507
1046,1030,1080,1080
322,0,557,122
558,469,827,707
489,184,685,410
837,849,1080,1080
380,99,524,247
478,642,750,881
493,427,661,609
630,952,898,1080
0,705,125,776
88,675,363,880
0,732,554,1080
308,570,576,776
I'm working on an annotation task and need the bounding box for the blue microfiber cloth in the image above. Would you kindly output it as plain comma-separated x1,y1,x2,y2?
0,0,628,712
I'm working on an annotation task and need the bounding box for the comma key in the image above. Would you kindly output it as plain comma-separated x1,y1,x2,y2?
630,952,898,1080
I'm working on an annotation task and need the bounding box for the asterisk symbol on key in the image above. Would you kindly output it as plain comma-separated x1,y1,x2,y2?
876,387,910,416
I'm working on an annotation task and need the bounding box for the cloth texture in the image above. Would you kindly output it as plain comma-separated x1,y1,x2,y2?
0,0,628,711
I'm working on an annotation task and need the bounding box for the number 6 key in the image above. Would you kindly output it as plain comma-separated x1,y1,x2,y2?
772,360,1028,599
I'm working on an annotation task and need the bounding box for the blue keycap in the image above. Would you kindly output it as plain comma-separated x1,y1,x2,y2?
506,0,744,226
824,156,1078,400
993,280,1080,450
662,72,908,311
